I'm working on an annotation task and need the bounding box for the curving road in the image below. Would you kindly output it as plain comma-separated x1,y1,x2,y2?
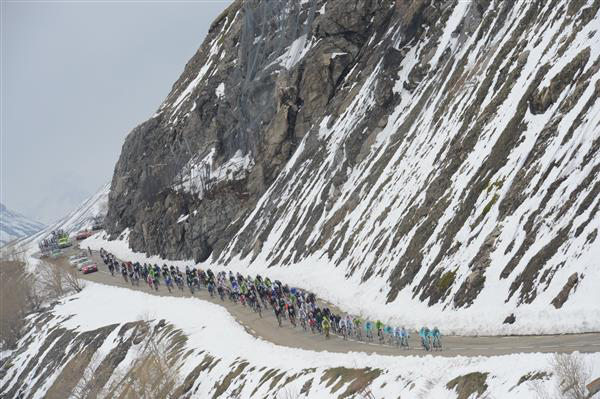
45,245,600,358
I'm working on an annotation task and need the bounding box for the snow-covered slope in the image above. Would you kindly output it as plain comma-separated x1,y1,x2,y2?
0,204,44,247
47,182,110,235
216,0,600,332
2,283,598,398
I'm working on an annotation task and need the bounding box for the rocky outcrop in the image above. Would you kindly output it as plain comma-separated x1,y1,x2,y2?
551,272,579,309
106,0,394,262
446,372,489,399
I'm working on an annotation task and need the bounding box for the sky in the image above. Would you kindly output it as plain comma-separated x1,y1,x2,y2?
1,0,231,224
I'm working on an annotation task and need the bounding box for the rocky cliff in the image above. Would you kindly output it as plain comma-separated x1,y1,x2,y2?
106,0,600,318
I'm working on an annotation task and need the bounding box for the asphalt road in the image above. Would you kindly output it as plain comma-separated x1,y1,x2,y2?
45,245,600,358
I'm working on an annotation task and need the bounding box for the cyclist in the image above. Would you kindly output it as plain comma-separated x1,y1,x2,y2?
322,317,331,339
126,265,133,282
121,263,128,282
288,302,297,327
420,326,431,351
274,301,283,327
401,326,409,348
384,325,394,344
299,306,309,331
165,274,173,293
344,315,353,336
375,320,384,343
431,326,441,350
354,317,363,340
338,317,347,340
153,264,161,282
108,261,114,276
208,281,215,297
365,320,374,341
252,291,262,317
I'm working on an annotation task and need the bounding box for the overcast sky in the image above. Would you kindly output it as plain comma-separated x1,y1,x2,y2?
1,0,230,224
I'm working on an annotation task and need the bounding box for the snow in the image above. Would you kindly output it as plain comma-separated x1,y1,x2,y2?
171,61,212,116
173,149,254,198
215,82,225,98
330,52,347,59
4,281,598,398
277,34,313,70
212,150,254,181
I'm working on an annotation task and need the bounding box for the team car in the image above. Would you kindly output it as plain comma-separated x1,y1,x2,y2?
77,259,95,271
58,236,72,248
76,230,94,240
81,262,98,274
69,254,87,263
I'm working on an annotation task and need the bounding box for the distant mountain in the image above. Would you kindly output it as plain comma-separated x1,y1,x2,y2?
0,203,45,246
21,182,111,246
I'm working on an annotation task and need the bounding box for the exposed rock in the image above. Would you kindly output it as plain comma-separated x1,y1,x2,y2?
446,372,489,399
551,273,579,309
514,371,549,388
587,376,600,398
319,367,382,398
529,47,590,114
403,62,430,91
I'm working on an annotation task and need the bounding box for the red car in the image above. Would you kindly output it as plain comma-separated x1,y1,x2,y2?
82,263,98,274
76,230,94,240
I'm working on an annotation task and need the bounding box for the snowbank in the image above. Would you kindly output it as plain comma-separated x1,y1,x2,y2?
21,282,600,398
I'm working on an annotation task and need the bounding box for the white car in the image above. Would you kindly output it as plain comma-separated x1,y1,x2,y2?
69,254,86,263
72,257,89,268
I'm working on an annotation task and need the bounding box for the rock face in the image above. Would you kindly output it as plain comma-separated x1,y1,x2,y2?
106,0,600,314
